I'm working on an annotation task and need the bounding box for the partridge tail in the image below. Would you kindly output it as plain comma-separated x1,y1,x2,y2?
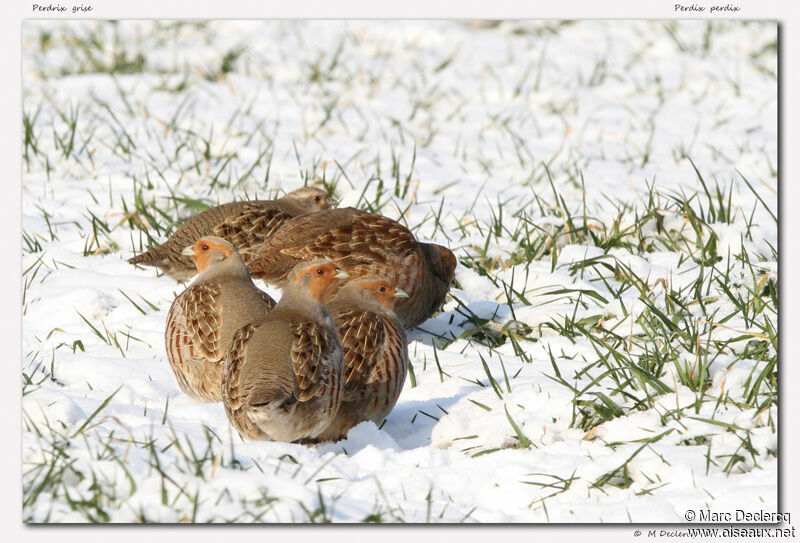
128,245,167,267
249,389,298,410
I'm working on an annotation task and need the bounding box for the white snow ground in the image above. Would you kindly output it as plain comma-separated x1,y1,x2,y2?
21,20,777,523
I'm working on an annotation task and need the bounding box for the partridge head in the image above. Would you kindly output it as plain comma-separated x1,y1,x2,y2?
279,186,334,214
181,236,247,279
284,258,352,305
338,277,409,312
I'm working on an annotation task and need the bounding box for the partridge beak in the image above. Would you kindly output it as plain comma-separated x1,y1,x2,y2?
181,245,196,257
394,288,409,299
335,269,351,280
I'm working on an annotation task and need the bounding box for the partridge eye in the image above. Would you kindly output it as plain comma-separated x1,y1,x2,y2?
316,268,325,276
201,244,209,251
379,286,386,292
314,196,321,202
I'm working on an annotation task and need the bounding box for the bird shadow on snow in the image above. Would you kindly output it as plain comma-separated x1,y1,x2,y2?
315,393,465,457
380,394,465,449
316,315,481,457
407,301,508,347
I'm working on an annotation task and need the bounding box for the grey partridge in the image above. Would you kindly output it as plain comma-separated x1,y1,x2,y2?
221,259,347,442
315,276,410,442
165,236,276,402
129,186,332,281
244,207,457,329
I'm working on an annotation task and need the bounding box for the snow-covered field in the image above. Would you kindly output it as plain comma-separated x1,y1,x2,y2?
21,20,778,523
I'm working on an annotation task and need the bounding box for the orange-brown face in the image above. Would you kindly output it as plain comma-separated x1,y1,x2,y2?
293,262,347,302
356,279,406,309
186,238,235,272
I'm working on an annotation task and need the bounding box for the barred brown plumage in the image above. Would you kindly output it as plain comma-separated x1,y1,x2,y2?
164,237,275,402
129,187,332,281
220,259,347,442
315,277,409,443
245,207,457,329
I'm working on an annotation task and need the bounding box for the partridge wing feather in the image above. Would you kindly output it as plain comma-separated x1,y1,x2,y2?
221,322,257,411
176,283,224,362
291,321,340,401
242,210,345,277
259,208,362,250
336,310,386,400
280,213,419,267
213,204,294,254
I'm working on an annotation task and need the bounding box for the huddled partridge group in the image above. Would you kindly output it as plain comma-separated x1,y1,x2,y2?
131,186,457,443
